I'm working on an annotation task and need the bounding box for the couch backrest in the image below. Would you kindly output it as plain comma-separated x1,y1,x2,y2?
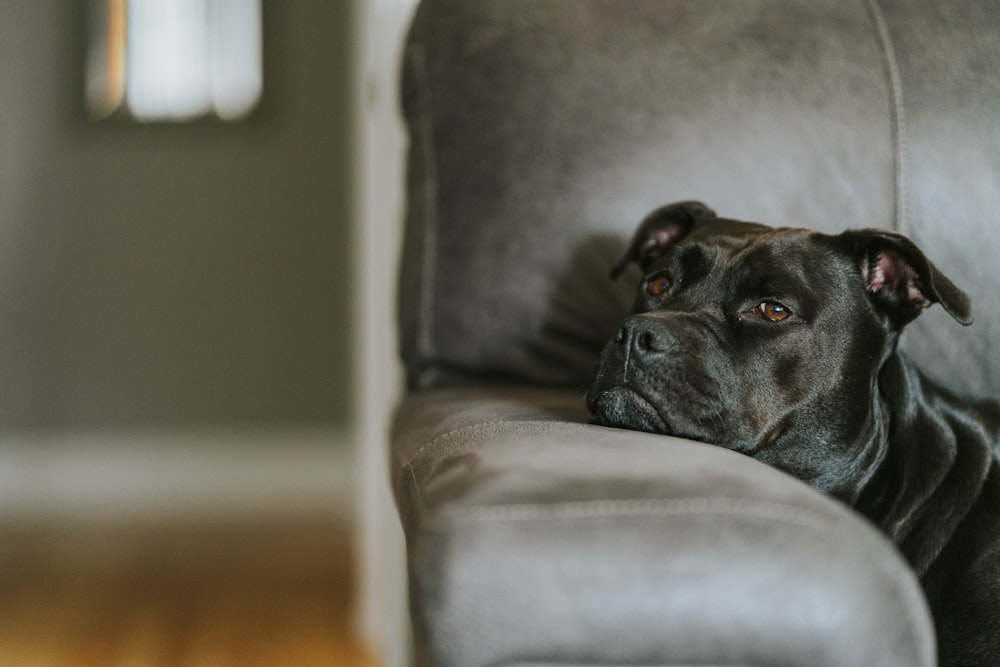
398,0,1000,400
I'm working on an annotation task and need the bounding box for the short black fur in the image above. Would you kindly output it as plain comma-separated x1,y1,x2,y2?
587,201,1000,666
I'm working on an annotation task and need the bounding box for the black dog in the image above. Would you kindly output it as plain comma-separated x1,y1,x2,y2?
587,201,1000,666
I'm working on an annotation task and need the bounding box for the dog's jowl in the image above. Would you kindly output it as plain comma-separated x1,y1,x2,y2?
587,201,1000,666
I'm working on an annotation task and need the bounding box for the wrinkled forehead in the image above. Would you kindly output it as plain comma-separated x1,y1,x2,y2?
666,221,846,291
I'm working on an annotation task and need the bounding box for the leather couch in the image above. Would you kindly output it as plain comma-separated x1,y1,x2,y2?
390,2,1000,665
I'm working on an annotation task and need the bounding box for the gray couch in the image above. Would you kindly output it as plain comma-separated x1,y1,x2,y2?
390,2,1000,665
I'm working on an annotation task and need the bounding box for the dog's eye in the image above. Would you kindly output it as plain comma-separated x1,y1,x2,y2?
752,301,791,322
646,274,672,297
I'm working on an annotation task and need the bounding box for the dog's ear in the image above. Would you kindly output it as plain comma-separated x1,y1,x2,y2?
610,201,717,279
840,229,973,327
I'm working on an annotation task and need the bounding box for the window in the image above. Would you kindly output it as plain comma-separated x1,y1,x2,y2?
87,0,262,122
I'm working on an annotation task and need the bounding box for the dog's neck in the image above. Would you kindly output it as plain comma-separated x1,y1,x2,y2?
855,350,999,575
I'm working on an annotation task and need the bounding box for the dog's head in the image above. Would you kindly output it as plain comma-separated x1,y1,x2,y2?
587,201,972,496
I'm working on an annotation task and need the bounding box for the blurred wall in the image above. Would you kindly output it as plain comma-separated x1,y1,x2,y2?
0,1,354,431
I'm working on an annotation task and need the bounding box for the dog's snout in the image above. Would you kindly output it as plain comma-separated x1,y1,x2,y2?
617,315,678,355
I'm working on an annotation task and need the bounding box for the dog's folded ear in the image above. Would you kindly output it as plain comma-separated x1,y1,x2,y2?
610,201,717,279
840,229,973,327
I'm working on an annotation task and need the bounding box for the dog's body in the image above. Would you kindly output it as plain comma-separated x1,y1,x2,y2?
587,201,1000,666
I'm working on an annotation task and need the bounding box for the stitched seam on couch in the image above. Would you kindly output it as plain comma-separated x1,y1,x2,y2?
441,496,848,529
866,0,911,237
502,663,755,667
404,418,564,465
502,663,754,667
403,419,569,527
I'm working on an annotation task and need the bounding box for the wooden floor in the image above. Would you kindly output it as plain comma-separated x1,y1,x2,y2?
0,522,377,667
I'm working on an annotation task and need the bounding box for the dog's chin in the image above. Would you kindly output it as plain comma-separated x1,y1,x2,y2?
590,387,669,434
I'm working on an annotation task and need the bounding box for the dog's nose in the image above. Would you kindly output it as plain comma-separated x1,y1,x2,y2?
616,315,678,355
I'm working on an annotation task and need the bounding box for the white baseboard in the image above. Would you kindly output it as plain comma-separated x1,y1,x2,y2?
0,427,356,524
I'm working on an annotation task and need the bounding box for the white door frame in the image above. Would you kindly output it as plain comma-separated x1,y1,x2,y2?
352,1,419,665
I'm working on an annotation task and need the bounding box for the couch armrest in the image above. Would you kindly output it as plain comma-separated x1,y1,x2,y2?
392,386,936,667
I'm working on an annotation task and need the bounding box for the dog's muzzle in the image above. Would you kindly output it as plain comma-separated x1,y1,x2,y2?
588,314,684,433
590,386,668,433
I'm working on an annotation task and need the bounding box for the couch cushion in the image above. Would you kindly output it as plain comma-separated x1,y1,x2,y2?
399,0,897,389
399,0,1000,406
878,0,1000,398
393,386,936,667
